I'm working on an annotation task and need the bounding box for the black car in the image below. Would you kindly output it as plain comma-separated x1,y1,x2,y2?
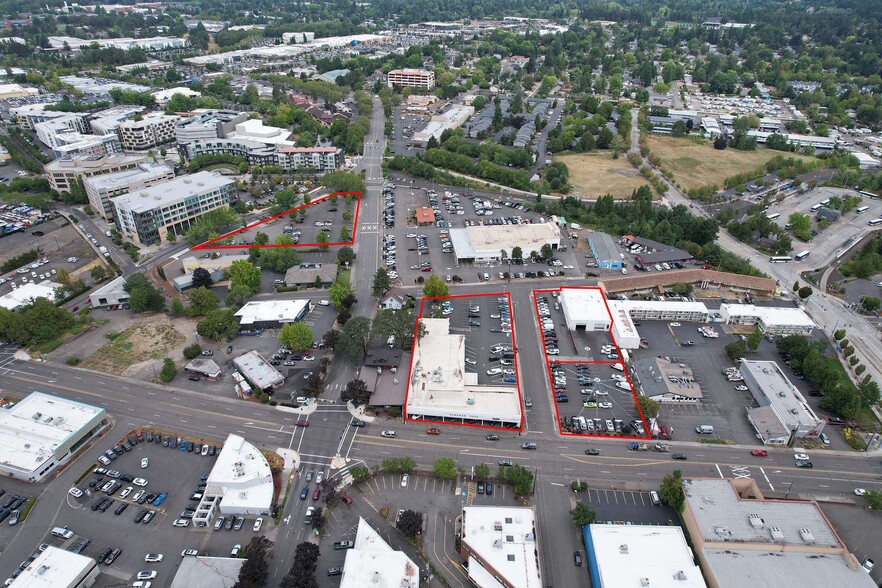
189,376,202,381
795,460,813,468
485,434,500,441
574,551,583,566
584,448,601,456
672,453,688,460
114,503,128,515
134,510,148,523
327,567,343,577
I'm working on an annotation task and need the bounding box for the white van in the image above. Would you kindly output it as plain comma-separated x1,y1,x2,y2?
650,491,660,505
611,363,624,372
52,527,74,540
695,425,714,434
572,416,587,431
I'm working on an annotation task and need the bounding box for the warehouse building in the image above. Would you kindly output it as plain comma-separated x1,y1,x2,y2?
681,478,875,588
0,392,108,482
459,506,541,588
583,524,705,588
231,351,285,391
339,517,420,588
449,222,560,265
88,276,129,309
719,304,815,336
0,281,63,311
412,105,474,146
587,233,622,269
233,299,311,331
740,359,825,445
11,545,100,587
406,318,522,427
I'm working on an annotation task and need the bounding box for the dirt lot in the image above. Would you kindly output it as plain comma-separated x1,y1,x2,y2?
80,314,188,376
646,136,815,191
556,152,649,199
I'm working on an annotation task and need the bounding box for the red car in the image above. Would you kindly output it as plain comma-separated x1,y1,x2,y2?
295,420,309,427
751,449,768,457
340,493,353,505
312,488,321,501
421,266,433,272
426,428,441,435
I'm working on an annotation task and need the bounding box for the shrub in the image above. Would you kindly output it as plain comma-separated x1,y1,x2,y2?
66,356,80,365
183,343,202,360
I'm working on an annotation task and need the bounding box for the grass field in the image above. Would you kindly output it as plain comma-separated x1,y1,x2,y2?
646,136,815,192
556,152,649,199
81,315,186,375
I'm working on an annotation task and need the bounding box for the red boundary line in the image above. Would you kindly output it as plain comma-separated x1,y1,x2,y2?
532,285,651,440
404,291,524,433
192,191,362,251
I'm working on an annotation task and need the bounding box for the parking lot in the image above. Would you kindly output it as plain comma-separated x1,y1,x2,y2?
390,107,430,156
578,487,679,526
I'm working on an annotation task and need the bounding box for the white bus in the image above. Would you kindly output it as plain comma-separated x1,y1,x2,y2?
858,190,879,200
869,218,882,226
769,256,793,263
794,250,811,261
766,212,781,220
856,206,870,214
820,198,831,206
810,203,823,211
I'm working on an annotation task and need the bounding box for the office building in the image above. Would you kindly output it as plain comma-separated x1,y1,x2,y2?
85,162,174,221
175,110,249,143
231,350,285,391
111,172,235,246
152,86,201,106
178,137,278,166
45,152,149,193
35,114,88,149
459,506,541,588
117,113,179,150
88,105,145,135
387,69,436,90
51,132,121,159
233,299,311,330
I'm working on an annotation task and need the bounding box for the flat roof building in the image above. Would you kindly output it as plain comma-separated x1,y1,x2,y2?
559,287,611,332
340,517,420,588
588,232,622,269
181,254,250,274
192,434,273,528
459,506,541,588
449,222,560,266
175,110,249,143
740,359,825,445
233,299,311,331
406,318,521,427
387,69,435,90
632,356,703,403
117,113,179,150
84,161,174,221
231,350,285,391
10,545,100,588
681,478,875,588
276,146,344,172
87,276,129,309
599,269,778,296
0,281,62,311
185,358,222,379
169,557,244,588
413,105,474,145
583,524,706,588
45,152,149,194
0,392,107,482
283,263,338,287
152,86,201,106
112,172,235,246
720,303,815,336
0,83,39,100
611,299,710,323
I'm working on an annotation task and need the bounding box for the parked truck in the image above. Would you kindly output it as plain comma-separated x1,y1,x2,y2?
98,246,109,258
653,443,671,453
627,442,649,451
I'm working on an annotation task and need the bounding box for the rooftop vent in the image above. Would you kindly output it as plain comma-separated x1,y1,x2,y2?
494,521,503,531
799,528,815,544
619,544,629,554
748,514,764,529
714,527,731,538
492,539,502,549
674,571,688,581
770,527,785,541
778,391,786,397
640,579,650,587
31,412,42,420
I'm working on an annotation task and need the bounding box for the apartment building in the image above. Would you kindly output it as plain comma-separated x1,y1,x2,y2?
118,114,179,150
276,146,344,172
84,162,175,221
387,69,436,89
52,131,121,159
175,109,249,143
45,152,149,193
178,137,278,166
112,172,235,246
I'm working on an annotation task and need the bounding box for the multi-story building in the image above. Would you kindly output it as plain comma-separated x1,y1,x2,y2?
276,146,344,172
10,103,69,130
178,137,278,166
88,105,145,135
117,113,179,150
175,109,249,143
111,171,235,246
459,506,542,588
35,114,88,149
387,69,436,90
84,161,175,220
52,131,121,159
45,152,149,193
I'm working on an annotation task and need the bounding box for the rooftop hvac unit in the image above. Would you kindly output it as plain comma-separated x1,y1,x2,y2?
714,526,731,538
31,412,42,420
640,579,650,587
492,539,502,549
748,514,764,528
799,528,815,543
770,527,785,541
494,521,503,531
619,544,629,554
778,391,786,397
674,571,688,581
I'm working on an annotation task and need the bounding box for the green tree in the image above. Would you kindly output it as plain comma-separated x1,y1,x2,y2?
500,464,534,495
341,378,371,406
540,243,553,260
637,395,659,419
861,295,881,313
279,322,314,351
725,340,746,362
432,457,456,480
865,489,882,510
787,212,812,240
351,465,371,483
124,273,164,312
225,285,252,311
671,282,692,296
659,470,685,512
372,308,415,349
746,328,763,352
237,536,273,588
372,268,391,297
329,280,354,309
396,509,423,539
337,316,372,362
671,120,688,137
337,246,356,265
90,265,108,282
798,286,813,300
316,230,329,251
159,358,177,383
474,463,490,480
321,170,366,196
191,267,214,289
183,343,202,360
169,299,186,317
229,260,261,294
422,274,449,298
571,503,597,528
187,286,219,316
511,246,523,260
197,309,240,341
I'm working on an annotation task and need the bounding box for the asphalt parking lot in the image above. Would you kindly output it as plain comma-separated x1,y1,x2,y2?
578,487,679,526
822,502,882,584
390,107,428,156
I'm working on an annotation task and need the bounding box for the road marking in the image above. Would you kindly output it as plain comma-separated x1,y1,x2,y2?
760,467,775,491
715,464,724,478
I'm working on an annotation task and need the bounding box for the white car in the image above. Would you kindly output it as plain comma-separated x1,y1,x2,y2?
253,517,263,532
133,490,146,502
793,453,809,461
120,487,133,499
67,257,78,263
734,385,748,391
136,571,157,580
133,478,148,487
401,473,409,487
231,544,241,557
854,488,867,496
141,458,148,469
144,553,163,563
317,300,330,306
173,519,190,527
465,358,477,365
670,322,681,327
406,233,417,238
598,402,613,409
182,549,199,557
388,271,398,279
380,430,396,438
486,368,503,376
68,487,83,498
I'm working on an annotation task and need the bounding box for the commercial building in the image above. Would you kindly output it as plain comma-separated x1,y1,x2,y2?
588,232,622,269
169,557,244,588
11,103,68,130
117,113,179,150
583,524,706,588
88,105,144,135
632,356,703,403
84,161,175,221
87,276,129,309
747,130,836,150
339,517,420,588
231,350,285,391
179,137,278,167
406,317,522,427
449,222,560,265
719,304,814,336
227,118,293,146
0,281,62,311
185,358,222,380
0,83,39,100
459,506,541,588
52,132,122,159
192,434,273,528
233,299,311,330
681,478,875,588
0,392,107,482
283,263,338,287
10,545,100,588
111,172,236,246
275,146,344,172
611,299,710,323
852,151,881,170
152,86,201,106
559,287,611,332
49,36,188,52
175,110,249,143
599,269,777,297
387,69,436,90
45,152,150,193
413,104,474,146
57,75,152,97
35,114,88,149
739,359,825,445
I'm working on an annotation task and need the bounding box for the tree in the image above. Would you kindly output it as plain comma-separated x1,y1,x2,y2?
725,340,746,362
511,246,523,261
671,282,692,296
865,489,882,511
500,464,534,495
329,280,354,309
350,465,371,483
316,230,329,251
798,286,813,300
396,509,423,539
422,274,449,298
187,287,218,316
237,536,273,588
229,260,261,294
169,299,185,316
671,120,688,137
372,268,391,297
746,328,763,352
475,463,490,480
55,268,72,286
637,395,659,419
433,457,456,480
337,246,356,265
304,372,324,397
192,267,213,289
541,243,553,260
197,309,240,341
337,316,372,362
788,212,812,240
342,379,371,406
659,470,685,512
183,343,202,360
124,273,164,312
90,265,108,282
372,308,415,349
322,170,366,196
571,503,596,528
159,358,176,383
225,285,253,311
861,295,881,313
279,322,314,351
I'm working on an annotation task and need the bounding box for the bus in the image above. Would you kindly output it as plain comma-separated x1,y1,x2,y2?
858,190,879,200
869,218,882,226
795,250,811,261
820,198,831,206
810,203,823,212
769,256,793,263
766,213,781,220
856,206,870,215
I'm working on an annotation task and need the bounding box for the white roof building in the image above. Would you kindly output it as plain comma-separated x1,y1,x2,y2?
340,517,420,588
584,524,706,588
231,350,285,391
460,506,541,588
192,434,273,525
169,557,244,588
612,299,710,322
719,304,814,335
851,151,880,169
88,276,130,308
0,392,107,482
413,104,475,145
0,281,62,311
10,546,99,588
227,118,294,146
406,318,522,426
233,299,311,330
152,86,202,106
84,161,175,221
559,287,612,332
449,223,560,265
